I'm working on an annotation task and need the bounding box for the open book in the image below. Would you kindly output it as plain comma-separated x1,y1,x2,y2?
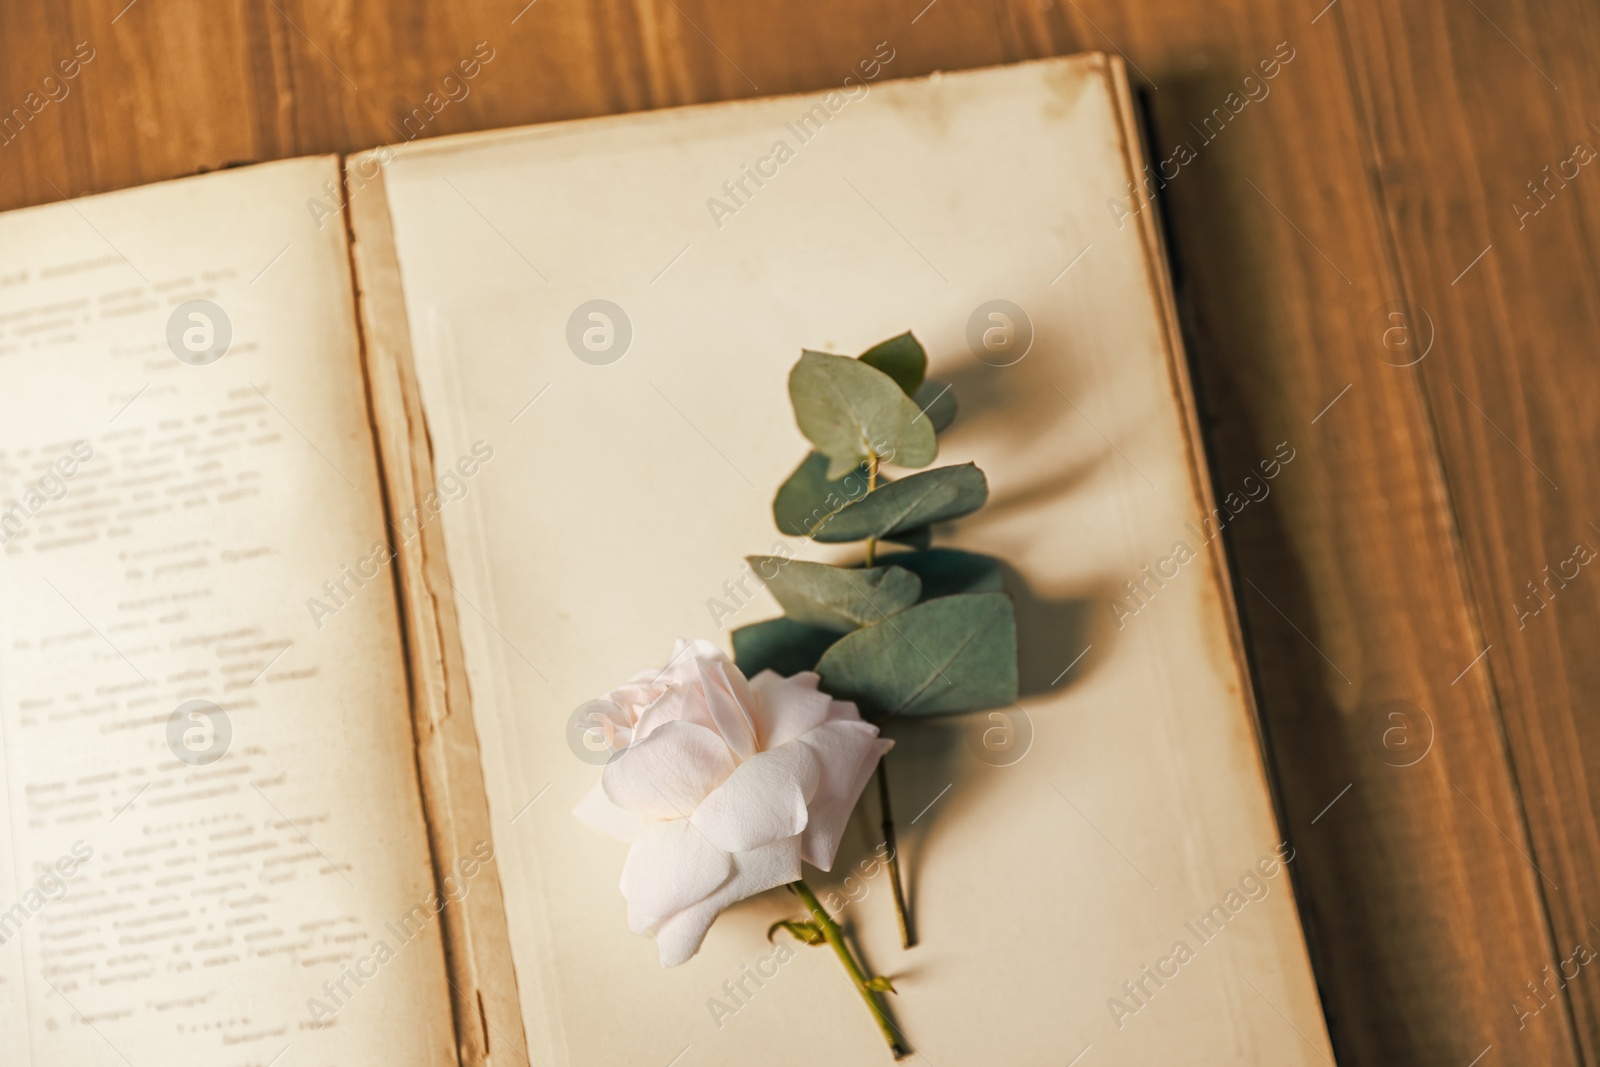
0,54,1332,1066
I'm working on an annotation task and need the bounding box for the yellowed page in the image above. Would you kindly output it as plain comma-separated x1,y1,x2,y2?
0,157,456,1065
376,55,1332,1066
346,152,531,1067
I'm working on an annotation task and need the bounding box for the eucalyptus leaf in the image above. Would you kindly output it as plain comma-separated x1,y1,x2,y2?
858,332,926,397
884,526,932,549
912,379,957,433
815,591,1019,720
747,556,921,633
772,451,875,538
811,463,988,544
789,351,936,478
732,616,841,677
873,549,1004,599
771,453,928,543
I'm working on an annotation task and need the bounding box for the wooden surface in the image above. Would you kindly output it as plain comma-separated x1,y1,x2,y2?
3,2,1594,1063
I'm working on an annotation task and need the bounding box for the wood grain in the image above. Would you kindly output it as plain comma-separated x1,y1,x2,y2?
1338,0,1600,1059
2,1,1592,1064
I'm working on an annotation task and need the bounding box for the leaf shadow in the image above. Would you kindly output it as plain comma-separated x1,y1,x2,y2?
996,559,1102,698
923,360,1104,517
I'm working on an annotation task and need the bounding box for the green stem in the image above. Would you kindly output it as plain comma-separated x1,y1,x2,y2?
858,452,911,947
876,763,913,949
791,879,909,1060
863,454,880,567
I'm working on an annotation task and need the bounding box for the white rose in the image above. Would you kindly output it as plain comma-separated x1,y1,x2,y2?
573,638,891,966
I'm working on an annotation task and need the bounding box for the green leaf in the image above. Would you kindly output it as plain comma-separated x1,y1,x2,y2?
789,351,936,479
772,451,875,539
732,616,841,677
873,549,1004,599
857,332,926,397
812,463,988,544
815,592,1018,721
747,556,921,633
884,526,932,549
912,379,957,433
863,975,897,993
769,456,967,546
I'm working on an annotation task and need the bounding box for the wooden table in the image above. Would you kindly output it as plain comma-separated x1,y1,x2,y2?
4,2,1593,1063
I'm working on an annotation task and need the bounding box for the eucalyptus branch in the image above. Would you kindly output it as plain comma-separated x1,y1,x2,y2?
856,449,910,948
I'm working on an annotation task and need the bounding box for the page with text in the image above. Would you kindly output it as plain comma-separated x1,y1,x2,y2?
0,158,456,1066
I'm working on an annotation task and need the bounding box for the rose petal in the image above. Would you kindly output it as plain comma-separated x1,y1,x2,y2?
622,639,732,740
656,638,727,688
619,819,733,933
572,780,648,843
700,658,758,760
748,671,834,750
607,680,660,715
691,741,819,853
571,698,632,754
602,720,735,819
796,720,891,870
679,637,729,666
820,688,867,726
633,680,711,740
652,836,802,966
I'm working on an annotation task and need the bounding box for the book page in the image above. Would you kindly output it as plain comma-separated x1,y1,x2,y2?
346,153,531,1067
0,158,456,1066
373,55,1332,1065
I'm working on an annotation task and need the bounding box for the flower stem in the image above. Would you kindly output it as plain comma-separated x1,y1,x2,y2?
790,879,909,1060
